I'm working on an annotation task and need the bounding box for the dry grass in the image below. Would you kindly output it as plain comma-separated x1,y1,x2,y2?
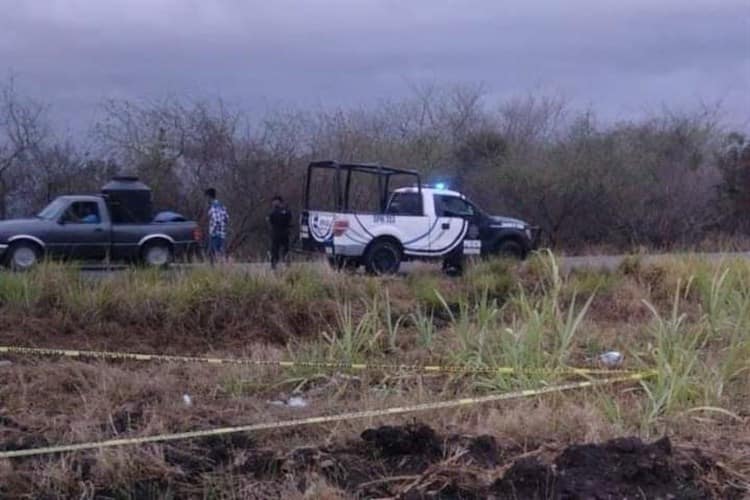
0,252,748,497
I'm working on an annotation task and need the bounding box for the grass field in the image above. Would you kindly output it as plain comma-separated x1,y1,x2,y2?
0,252,748,498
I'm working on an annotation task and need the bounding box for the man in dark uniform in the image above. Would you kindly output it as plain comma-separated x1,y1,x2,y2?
268,195,292,270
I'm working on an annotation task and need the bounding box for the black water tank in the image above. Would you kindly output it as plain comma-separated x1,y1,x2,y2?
102,176,153,223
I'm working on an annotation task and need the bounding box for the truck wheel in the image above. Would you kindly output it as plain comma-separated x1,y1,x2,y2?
364,240,401,275
496,240,525,260
6,242,41,271
142,241,173,267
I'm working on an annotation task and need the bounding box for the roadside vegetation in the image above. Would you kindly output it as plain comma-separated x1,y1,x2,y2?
2,76,750,257
0,252,748,497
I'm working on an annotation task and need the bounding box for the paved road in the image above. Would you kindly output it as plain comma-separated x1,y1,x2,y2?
72,251,750,278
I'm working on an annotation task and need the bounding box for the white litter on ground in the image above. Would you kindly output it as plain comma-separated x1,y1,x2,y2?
599,351,624,367
287,396,308,408
269,396,309,408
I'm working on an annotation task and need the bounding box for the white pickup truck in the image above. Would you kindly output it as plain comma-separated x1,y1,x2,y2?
300,162,539,274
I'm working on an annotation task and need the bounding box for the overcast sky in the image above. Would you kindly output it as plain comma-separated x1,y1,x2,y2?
2,0,749,132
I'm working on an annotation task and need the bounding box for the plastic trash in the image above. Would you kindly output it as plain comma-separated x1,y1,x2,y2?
287,396,308,408
182,394,193,406
599,351,624,367
269,396,309,408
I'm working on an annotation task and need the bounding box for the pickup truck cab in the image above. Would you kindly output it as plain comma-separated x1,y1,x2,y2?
0,194,199,270
301,161,539,274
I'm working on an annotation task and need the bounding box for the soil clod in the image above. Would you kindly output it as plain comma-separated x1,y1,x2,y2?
361,422,442,458
492,457,554,499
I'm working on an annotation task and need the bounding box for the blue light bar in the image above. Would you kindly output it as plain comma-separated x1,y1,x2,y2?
435,182,446,190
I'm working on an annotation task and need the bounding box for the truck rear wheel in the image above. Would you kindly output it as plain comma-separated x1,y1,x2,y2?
6,241,41,271
364,240,401,275
142,240,173,267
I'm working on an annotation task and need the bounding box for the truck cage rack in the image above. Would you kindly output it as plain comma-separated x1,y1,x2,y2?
305,161,422,213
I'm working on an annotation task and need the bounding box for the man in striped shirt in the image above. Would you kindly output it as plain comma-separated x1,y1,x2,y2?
205,188,229,263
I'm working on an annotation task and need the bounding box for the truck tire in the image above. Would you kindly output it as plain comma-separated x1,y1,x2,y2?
364,239,401,275
6,241,41,271
142,240,173,267
495,239,525,260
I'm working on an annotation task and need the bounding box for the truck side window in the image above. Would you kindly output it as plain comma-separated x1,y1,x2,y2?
386,192,423,216
434,195,474,217
63,202,101,224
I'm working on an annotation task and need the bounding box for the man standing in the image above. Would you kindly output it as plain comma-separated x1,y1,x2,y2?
268,195,292,270
205,188,229,263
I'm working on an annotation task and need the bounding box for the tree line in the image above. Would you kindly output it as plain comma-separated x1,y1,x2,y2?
1,78,748,255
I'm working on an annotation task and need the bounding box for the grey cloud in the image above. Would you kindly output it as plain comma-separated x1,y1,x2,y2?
1,0,748,131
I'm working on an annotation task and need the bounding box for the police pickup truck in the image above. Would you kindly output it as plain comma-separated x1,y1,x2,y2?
300,161,539,274
0,177,200,270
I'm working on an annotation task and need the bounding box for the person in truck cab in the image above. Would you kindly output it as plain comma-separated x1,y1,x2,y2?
63,202,100,224
205,188,229,263
268,195,292,270
80,204,100,224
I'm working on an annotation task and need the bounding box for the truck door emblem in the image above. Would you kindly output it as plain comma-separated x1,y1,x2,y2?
310,213,334,241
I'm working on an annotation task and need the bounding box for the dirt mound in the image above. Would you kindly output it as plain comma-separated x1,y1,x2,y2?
361,422,442,458
4,423,736,499
492,457,554,499
554,437,706,499
492,436,713,499
154,426,727,498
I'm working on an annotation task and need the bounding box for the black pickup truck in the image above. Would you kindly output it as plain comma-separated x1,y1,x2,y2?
0,177,200,270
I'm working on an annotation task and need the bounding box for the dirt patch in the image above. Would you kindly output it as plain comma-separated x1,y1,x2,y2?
553,437,705,499
491,436,715,499
274,427,730,498
361,422,442,458
3,423,731,499
492,456,554,499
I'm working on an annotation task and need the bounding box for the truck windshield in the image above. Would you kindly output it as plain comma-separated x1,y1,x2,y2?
37,198,68,220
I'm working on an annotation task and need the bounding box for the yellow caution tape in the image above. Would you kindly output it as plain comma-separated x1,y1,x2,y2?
0,345,636,376
0,372,651,459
